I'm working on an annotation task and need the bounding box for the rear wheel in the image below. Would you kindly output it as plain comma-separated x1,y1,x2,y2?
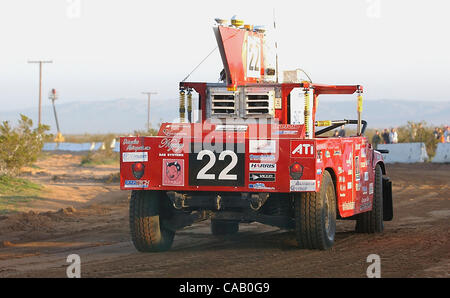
211,219,239,235
129,190,175,252
355,164,384,233
294,171,337,250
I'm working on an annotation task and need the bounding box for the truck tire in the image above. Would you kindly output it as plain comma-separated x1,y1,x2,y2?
129,190,175,252
294,171,336,250
211,220,239,236
355,164,384,233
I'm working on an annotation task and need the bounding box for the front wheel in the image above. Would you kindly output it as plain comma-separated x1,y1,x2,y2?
129,190,175,252
294,171,337,250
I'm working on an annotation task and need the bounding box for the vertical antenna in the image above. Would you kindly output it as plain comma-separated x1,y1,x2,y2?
273,8,279,83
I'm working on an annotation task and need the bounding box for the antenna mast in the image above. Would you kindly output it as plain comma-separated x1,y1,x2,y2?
273,8,279,83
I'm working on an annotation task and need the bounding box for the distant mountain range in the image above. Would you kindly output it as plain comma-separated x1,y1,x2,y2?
0,98,448,134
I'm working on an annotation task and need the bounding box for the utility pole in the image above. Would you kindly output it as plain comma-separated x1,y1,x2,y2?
142,91,157,131
28,60,53,126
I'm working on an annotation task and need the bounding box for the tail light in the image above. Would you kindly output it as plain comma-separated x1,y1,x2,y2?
132,162,145,179
290,162,304,180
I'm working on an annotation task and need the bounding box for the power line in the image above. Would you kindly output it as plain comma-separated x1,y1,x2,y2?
142,92,158,131
28,60,53,126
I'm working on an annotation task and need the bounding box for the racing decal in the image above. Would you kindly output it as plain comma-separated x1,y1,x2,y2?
347,182,353,190
291,141,315,157
369,183,374,195
189,143,245,187
325,151,330,158
272,130,297,135
359,197,371,211
123,139,150,151
362,186,368,195
342,202,355,211
289,162,304,179
290,180,315,192
356,183,361,191
162,159,184,186
159,129,184,153
249,163,277,172
249,140,277,153
249,154,276,161
249,183,275,190
355,156,360,181
124,180,150,188
215,124,248,131
122,152,148,163
249,173,276,182
364,172,369,181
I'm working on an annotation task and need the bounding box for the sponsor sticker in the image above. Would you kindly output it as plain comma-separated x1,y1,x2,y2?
249,140,277,153
215,125,248,131
162,159,184,186
249,163,277,172
342,202,355,211
249,183,275,190
249,173,276,182
290,180,316,192
347,182,353,190
272,130,297,135
364,172,369,181
291,141,315,157
369,183,374,194
122,152,148,163
249,154,276,161
124,180,150,188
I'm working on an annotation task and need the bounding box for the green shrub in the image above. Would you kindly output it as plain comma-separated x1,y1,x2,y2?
0,115,50,176
397,121,439,158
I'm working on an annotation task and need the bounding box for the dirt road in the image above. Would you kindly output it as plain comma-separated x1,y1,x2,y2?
0,156,448,278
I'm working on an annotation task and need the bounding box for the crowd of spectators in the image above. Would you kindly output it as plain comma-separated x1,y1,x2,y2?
433,125,450,143
371,128,398,149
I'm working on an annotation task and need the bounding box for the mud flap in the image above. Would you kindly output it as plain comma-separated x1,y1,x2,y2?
382,177,393,221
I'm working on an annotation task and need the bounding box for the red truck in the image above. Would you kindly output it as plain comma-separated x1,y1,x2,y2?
120,19,393,252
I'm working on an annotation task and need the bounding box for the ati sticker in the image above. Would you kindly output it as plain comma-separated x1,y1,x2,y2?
290,180,316,192
291,141,315,157
162,159,184,186
122,152,148,163
124,180,150,188
249,163,277,172
249,173,276,182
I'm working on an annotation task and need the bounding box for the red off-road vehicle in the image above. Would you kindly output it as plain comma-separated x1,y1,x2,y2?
120,20,393,252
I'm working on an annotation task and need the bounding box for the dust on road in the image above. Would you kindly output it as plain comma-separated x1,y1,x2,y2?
0,156,449,278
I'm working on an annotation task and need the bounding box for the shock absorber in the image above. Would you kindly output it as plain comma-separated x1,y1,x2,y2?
357,88,363,135
187,89,193,123
179,89,186,123
304,88,310,138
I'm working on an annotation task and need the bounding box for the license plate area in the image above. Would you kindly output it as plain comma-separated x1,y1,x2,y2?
188,143,245,187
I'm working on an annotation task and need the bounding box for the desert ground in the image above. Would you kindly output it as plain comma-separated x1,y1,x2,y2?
0,154,448,278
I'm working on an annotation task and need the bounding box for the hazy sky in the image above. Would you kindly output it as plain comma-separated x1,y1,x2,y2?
0,0,449,111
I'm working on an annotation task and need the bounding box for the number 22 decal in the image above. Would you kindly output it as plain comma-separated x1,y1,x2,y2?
196,150,238,180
